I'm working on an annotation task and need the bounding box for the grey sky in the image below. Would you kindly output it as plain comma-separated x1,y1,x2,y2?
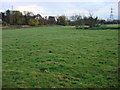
0,0,119,20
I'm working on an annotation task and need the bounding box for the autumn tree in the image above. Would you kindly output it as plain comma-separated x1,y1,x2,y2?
28,18,39,26
24,11,34,25
57,16,68,26
48,16,56,25
13,11,24,25
5,10,13,24
87,12,99,27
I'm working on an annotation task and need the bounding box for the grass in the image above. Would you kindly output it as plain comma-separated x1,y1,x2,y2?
2,26,118,88
91,24,120,30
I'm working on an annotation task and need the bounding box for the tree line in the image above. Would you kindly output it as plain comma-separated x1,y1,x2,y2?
0,9,119,28
1,10,69,26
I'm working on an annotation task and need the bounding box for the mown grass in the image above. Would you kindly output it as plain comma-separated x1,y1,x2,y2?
91,24,120,30
2,26,118,88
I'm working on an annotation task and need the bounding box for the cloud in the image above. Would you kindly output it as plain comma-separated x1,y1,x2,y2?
65,9,89,16
0,10,4,12
1,1,118,20
63,1,118,20
1,0,119,2
94,2,118,20
14,4,44,15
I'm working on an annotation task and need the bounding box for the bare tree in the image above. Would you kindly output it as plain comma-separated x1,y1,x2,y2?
70,14,84,29
88,12,99,27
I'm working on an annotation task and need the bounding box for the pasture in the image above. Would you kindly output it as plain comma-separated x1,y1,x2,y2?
2,26,118,88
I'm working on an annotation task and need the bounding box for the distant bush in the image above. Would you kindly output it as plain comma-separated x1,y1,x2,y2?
39,18,45,25
28,19,39,26
2,21,9,26
48,16,56,25
57,16,68,26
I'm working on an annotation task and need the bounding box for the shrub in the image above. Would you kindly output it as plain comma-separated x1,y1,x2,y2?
2,21,9,26
28,19,39,26
57,16,68,26
39,18,45,25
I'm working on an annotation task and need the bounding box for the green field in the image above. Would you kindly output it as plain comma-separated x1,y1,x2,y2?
2,26,118,88
91,24,120,30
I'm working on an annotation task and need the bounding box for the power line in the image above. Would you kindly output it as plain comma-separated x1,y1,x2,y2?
110,7,114,21
11,5,13,11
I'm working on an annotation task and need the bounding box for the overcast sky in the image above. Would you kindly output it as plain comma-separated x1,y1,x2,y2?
0,0,119,20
